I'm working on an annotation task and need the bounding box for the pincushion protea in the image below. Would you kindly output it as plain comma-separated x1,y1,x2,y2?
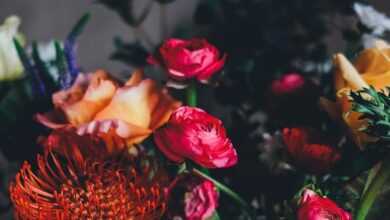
9,130,168,220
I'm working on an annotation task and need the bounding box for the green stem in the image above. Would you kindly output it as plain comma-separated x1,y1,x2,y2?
186,82,197,107
193,168,252,217
356,159,390,220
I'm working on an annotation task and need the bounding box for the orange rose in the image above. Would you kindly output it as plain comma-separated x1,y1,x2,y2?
321,40,390,149
37,69,182,145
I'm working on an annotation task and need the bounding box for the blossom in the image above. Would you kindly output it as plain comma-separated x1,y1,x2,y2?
154,106,237,168
0,15,25,81
148,38,226,85
297,189,351,220
36,69,181,145
353,3,390,36
166,175,218,220
271,73,305,95
320,40,390,148
184,180,218,220
282,128,341,174
9,130,168,219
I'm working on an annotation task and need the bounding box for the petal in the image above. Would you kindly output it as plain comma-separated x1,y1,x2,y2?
35,112,68,129
52,73,90,108
154,128,185,163
77,119,152,145
94,79,159,129
196,54,226,81
354,48,390,75
125,69,144,86
61,70,118,125
150,88,182,130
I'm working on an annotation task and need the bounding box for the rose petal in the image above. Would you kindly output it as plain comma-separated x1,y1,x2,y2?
77,119,152,144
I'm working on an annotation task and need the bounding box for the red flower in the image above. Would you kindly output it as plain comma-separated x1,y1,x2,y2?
148,38,226,83
154,106,237,168
271,73,305,95
9,130,168,220
185,180,219,220
282,128,341,174
298,189,351,220
165,174,218,220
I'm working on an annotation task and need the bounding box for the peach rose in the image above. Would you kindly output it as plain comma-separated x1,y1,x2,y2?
36,69,181,145
321,40,390,149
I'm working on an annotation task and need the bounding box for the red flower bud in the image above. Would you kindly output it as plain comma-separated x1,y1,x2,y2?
154,106,238,168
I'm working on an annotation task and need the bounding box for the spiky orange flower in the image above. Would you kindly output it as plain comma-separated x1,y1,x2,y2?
9,130,168,220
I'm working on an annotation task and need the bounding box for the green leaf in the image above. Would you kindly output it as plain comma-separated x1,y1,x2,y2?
54,41,67,76
67,12,91,39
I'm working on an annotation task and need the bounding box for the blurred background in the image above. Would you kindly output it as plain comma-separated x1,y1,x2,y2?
0,0,200,73
0,0,387,74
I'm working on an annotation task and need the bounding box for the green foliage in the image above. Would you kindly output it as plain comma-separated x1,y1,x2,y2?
67,12,91,40
350,86,390,144
111,37,149,67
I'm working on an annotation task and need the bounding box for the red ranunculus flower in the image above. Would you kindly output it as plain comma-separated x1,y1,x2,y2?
282,128,341,174
154,106,237,168
185,180,219,220
271,72,305,95
148,38,226,83
298,189,351,220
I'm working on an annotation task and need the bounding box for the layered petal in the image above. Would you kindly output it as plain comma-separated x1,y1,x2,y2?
148,38,226,84
298,189,351,220
154,106,237,168
37,69,181,145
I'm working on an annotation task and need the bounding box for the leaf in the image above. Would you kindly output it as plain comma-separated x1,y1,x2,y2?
67,12,91,40
13,38,46,97
54,41,69,88
110,37,149,67
65,13,91,80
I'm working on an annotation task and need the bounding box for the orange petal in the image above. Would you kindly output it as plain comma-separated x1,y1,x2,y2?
35,112,68,129
94,79,160,129
52,73,90,108
150,88,182,130
77,119,152,145
62,70,118,126
125,69,144,86
354,48,390,75
362,70,390,90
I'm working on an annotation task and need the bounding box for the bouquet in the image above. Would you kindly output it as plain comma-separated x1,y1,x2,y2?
1,1,390,219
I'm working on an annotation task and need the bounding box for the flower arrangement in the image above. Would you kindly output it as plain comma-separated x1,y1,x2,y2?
1,1,390,220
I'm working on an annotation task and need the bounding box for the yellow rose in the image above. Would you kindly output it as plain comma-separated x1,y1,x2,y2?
0,15,25,81
36,69,182,145
321,40,390,149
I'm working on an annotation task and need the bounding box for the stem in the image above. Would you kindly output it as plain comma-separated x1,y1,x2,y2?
193,168,252,216
186,82,197,107
356,159,390,220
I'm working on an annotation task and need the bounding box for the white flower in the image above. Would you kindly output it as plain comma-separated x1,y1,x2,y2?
30,40,61,80
0,15,25,81
353,3,390,36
